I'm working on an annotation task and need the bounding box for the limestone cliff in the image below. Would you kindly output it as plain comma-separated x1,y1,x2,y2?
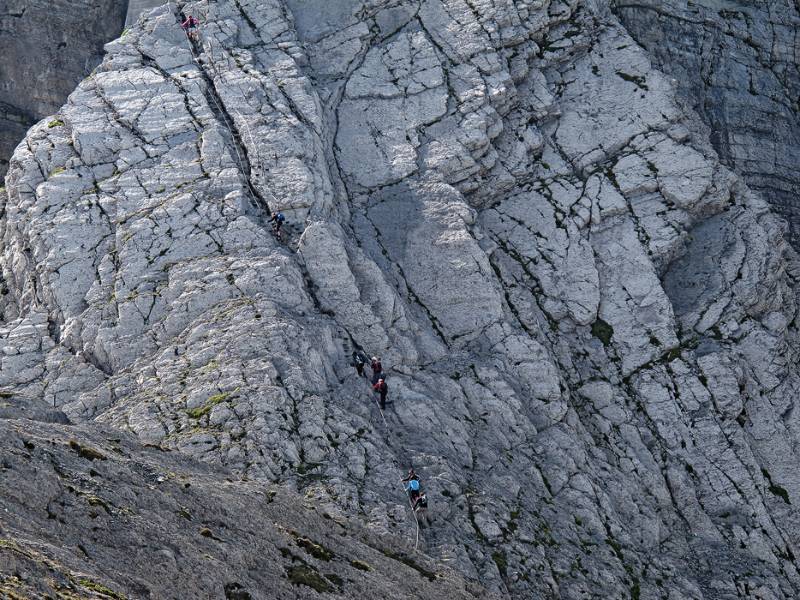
2,1,800,598
612,0,800,243
0,0,129,178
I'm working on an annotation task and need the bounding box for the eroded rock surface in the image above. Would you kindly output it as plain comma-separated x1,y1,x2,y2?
0,0,129,178
612,0,800,243
3,1,800,598
0,406,489,599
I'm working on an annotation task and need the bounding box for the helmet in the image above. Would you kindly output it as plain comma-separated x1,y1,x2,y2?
409,479,420,491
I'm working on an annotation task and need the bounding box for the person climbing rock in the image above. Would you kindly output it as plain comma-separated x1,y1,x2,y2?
370,356,383,383
270,212,285,240
404,477,421,505
373,377,388,409
414,492,429,526
181,15,199,40
353,352,367,378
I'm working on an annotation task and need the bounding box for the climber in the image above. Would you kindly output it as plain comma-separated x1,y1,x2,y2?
181,15,199,40
370,356,383,383
270,212,285,239
414,492,429,525
353,352,367,378
404,476,421,505
373,377,388,410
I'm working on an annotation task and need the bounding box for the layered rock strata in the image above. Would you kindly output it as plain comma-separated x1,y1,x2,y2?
3,1,800,598
612,0,800,243
0,403,488,598
0,0,128,177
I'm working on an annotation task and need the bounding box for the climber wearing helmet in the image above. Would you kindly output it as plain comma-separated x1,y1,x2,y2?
370,356,383,383
373,377,388,409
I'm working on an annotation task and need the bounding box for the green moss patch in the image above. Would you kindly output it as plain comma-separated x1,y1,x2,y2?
186,392,230,419
76,578,126,599
286,565,332,593
69,440,107,461
492,551,507,577
296,537,334,561
615,71,649,91
591,318,614,347
350,559,372,571
769,484,791,505
379,549,436,581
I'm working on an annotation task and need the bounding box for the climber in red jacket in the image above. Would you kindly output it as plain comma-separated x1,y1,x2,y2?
373,377,388,410
370,356,383,383
181,15,199,40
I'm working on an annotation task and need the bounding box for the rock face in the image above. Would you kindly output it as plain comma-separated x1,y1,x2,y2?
3,1,800,598
611,0,800,243
0,404,489,599
126,0,164,26
0,0,129,178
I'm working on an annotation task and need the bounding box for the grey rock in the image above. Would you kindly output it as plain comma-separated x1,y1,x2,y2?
0,0,128,178
0,415,494,599
3,1,800,598
612,0,800,244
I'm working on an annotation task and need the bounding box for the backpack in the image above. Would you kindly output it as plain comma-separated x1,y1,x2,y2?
277,213,285,223
408,479,420,491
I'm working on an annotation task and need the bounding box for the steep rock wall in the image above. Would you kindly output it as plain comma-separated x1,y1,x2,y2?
0,0,129,178
2,1,800,598
612,0,800,242
126,0,165,26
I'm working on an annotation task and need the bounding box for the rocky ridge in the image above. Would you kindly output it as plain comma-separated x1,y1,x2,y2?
2,0,800,598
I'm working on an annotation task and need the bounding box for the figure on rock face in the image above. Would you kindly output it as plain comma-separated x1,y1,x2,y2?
401,468,419,485
353,352,367,378
404,476,421,505
414,492,429,526
181,15,199,40
370,356,383,383
269,212,285,240
373,377,388,409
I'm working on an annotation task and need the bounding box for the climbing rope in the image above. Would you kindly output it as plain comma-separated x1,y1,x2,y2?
362,373,421,552
403,483,422,552
369,379,389,429
174,3,422,554
173,3,277,219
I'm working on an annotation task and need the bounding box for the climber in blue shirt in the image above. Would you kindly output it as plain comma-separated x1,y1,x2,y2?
402,468,421,504
270,211,285,230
